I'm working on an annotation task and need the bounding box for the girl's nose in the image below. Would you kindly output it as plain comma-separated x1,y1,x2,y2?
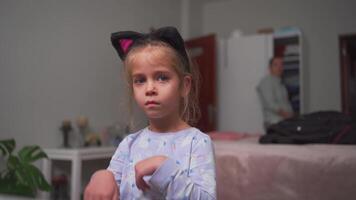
145,81,157,96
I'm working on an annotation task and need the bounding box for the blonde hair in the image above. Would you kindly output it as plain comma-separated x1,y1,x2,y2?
123,40,201,126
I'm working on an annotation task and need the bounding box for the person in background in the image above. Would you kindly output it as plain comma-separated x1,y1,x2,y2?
84,27,216,200
257,57,294,129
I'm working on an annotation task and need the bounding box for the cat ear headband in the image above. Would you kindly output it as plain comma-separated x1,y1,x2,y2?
110,26,190,72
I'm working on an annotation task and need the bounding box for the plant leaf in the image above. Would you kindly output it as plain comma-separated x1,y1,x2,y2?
0,139,15,156
7,155,35,190
24,164,52,192
1,141,51,197
18,145,48,163
7,155,20,172
0,177,35,197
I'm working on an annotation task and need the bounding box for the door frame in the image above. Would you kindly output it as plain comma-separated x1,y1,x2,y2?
185,34,217,132
339,33,356,115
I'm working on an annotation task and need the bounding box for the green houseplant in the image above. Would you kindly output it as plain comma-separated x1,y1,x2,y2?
0,139,52,197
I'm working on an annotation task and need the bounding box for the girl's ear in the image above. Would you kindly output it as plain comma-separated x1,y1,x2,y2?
181,75,192,97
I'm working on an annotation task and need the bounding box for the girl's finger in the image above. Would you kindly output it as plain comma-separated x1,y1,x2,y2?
137,177,145,190
135,175,142,190
136,175,150,191
112,187,118,200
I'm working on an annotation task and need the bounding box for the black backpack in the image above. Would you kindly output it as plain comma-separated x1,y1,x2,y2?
259,111,356,144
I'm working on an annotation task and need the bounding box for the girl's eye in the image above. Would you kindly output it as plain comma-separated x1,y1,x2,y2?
157,74,169,82
133,77,146,85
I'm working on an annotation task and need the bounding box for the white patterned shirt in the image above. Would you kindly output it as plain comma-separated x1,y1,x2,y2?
107,127,216,200
257,74,293,126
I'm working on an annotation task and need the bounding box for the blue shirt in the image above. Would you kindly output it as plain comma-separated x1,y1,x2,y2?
107,127,216,200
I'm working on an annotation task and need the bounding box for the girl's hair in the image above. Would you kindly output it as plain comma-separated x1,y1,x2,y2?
124,38,201,126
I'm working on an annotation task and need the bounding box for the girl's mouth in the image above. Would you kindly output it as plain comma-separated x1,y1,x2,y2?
145,101,159,106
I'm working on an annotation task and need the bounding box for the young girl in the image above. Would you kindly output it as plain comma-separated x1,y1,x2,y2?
84,27,216,200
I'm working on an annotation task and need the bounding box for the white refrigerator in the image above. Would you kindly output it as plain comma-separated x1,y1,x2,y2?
217,34,273,134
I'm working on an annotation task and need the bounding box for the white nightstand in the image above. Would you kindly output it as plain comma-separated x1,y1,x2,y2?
41,147,116,200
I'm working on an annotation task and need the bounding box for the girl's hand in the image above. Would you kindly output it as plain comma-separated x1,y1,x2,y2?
135,155,168,191
84,169,119,200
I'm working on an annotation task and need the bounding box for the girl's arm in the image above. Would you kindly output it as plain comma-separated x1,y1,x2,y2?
84,170,119,200
84,136,131,200
147,135,216,199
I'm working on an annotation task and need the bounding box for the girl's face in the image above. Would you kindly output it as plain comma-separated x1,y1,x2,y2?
127,46,191,121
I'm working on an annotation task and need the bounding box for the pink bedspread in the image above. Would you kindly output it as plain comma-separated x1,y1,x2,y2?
213,137,356,200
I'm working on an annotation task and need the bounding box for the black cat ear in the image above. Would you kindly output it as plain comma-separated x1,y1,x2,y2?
110,31,143,60
152,27,189,66
110,27,189,71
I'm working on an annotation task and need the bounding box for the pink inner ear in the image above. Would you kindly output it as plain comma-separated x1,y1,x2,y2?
119,39,133,53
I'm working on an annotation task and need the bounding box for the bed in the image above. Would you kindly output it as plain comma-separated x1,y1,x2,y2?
212,135,356,200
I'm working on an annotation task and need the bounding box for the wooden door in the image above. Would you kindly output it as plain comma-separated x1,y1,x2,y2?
185,35,216,132
339,34,356,121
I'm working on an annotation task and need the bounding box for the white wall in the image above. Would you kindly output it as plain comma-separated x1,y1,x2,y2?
201,0,356,114
4,0,356,147
0,0,181,148
187,0,205,39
